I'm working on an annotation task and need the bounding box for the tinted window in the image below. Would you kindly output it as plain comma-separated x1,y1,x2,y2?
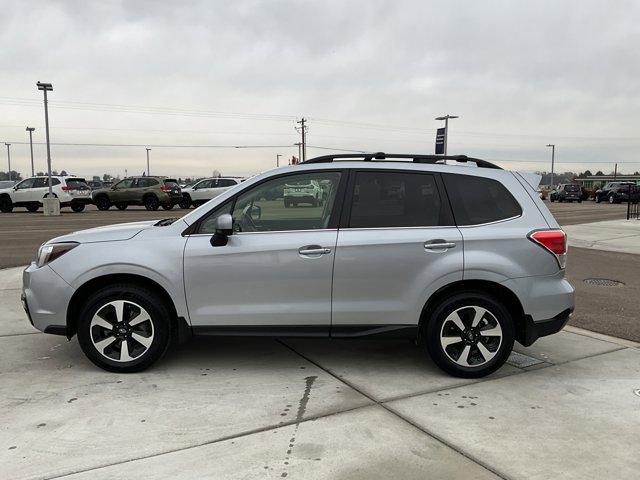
137,178,158,188
564,185,579,192
349,172,444,228
443,174,522,226
66,179,89,190
51,178,61,186
16,178,35,189
218,179,237,187
116,178,135,189
32,178,48,188
164,181,180,189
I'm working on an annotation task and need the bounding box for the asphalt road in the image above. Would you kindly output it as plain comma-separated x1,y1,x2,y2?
0,200,637,341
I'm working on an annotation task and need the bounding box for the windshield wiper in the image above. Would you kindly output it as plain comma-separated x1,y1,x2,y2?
155,218,178,226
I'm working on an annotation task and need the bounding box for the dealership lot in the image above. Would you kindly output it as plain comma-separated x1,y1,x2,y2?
2,199,640,479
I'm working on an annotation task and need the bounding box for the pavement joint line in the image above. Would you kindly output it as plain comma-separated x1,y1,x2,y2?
46,401,374,479
0,331,41,338
564,325,640,349
277,339,512,480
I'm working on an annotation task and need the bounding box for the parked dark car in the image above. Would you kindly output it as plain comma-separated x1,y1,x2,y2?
92,176,182,211
594,182,636,204
87,180,104,190
549,184,582,203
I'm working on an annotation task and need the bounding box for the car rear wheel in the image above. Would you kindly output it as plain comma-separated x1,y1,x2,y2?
0,196,13,213
95,196,111,211
144,195,159,211
161,204,174,210
116,203,127,210
609,194,616,204
424,291,514,378
71,203,85,212
26,203,40,212
76,284,172,372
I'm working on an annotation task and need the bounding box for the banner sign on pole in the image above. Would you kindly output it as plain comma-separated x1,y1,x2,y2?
435,127,445,154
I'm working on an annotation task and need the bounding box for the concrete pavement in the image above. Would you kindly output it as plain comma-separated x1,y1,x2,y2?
564,218,640,255
2,267,640,480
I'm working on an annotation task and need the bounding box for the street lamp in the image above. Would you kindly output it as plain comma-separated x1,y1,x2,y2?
4,143,11,181
37,81,58,217
145,147,151,176
546,144,555,187
26,127,35,177
435,115,459,155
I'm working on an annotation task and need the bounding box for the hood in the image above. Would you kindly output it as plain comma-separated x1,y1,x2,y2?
49,220,159,244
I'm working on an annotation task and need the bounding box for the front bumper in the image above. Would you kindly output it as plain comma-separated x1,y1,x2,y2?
22,263,75,335
519,308,573,347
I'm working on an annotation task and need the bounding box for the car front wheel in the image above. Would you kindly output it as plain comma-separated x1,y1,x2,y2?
424,291,514,378
95,196,111,211
179,195,192,209
71,203,85,212
0,196,14,213
144,195,160,211
76,284,171,372
161,203,174,210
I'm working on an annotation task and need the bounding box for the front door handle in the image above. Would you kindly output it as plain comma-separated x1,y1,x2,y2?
424,239,457,251
299,245,332,256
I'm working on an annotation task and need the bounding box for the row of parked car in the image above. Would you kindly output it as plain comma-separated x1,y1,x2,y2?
547,181,638,204
0,175,246,213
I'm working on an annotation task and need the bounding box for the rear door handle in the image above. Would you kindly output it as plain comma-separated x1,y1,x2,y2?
424,239,457,251
299,245,332,256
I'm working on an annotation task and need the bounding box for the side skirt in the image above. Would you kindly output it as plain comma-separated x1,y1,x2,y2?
191,324,418,339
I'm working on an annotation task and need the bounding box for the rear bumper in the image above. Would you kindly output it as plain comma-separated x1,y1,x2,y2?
519,308,572,347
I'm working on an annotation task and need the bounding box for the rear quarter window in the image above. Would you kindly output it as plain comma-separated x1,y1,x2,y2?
443,174,522,226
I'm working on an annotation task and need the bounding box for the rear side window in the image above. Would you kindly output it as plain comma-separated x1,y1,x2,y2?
218,179,237,187
348,172,445,228
443,174,522,226
137,178,158,188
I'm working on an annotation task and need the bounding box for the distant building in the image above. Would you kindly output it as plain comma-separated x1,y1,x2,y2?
575,175,640,189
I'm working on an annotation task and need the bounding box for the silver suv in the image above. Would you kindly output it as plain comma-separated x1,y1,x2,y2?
22,153,574,377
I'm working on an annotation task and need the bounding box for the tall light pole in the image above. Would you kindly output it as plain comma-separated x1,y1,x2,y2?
435,115,459,155
37,81,54,199
26,127,35,177
145,147,151,176
276,154,282,167
546,144,555,187
4,143,11,181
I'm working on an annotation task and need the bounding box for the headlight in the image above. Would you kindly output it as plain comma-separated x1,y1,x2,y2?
36,242,79,268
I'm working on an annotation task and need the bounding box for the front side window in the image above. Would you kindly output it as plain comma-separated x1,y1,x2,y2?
348,172,444,228
16,178,35,189
443,174,522,226
116,178,135,189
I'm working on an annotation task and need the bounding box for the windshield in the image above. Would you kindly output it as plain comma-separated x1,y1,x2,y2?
66,179,90,190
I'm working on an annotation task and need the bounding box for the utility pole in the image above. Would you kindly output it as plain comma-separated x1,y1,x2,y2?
614,163,617,181
145,147,151,176
546,144,555,187
276,154,282,167
4,143,10,181
296,118,308,162
435,114,459,155
26,127,35,177
37,81,59,215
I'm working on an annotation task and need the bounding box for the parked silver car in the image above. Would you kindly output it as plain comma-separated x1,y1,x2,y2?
22,153,574,377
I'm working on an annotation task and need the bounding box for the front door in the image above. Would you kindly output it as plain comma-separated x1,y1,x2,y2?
331,170,463,330
183,170,344,331
110,178,136,203
12,178,36,204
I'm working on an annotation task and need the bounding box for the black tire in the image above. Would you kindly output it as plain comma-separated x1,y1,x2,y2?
76,284,172,373
26,203,40,212
423,291,514,378
144,195,159,211
161,204,174,211
116,203,128,211
578,199,582,204
284,200,290,208
71,203,85,213
609,194,616,204
595,195,601,203
95,195,111,211
550,197,554,203
179,195,192,209
0,196,13,213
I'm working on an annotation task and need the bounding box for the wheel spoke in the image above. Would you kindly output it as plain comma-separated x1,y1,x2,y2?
455,345,471,366
120,339,133,361
477,342,496,362
441,336,464,347
92,316,114,331
471,307,487,328
449,311,466,333
131,332,152,349
113,300,125,323
94,336,116,353
129,312,151,327
480,326,502,337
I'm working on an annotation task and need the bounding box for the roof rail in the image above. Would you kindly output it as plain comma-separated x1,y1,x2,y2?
302,152,502,169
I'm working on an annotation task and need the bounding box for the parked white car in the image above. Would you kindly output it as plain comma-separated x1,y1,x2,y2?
0,176,92,213
283,179,324,207
179,177,242,208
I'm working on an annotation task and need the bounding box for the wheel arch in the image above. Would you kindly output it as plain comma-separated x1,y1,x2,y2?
66,273,188,341
418,279,526,345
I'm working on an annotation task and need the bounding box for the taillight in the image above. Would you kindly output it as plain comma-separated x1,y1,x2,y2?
160,185,170,191
528,230,567,268
61,186,72,191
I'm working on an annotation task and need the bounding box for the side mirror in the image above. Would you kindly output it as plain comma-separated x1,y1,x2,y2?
250,205,262,220
210,213,233,247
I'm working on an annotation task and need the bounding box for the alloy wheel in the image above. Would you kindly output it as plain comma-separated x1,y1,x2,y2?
89,300,154,362
439,306,503,367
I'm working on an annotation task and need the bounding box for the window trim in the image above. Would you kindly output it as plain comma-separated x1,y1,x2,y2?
339,168,455,229
185,169,348,236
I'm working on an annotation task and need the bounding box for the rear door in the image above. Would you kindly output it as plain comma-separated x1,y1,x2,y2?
331,170,463,332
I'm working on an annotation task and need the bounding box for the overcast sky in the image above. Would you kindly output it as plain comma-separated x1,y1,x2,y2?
1,0,639,179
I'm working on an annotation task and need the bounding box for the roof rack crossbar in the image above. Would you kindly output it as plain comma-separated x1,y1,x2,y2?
302,152,502,169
